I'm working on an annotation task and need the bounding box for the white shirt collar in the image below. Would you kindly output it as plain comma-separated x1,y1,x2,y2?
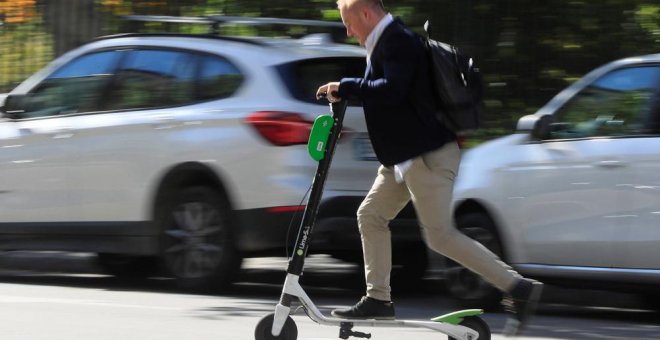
365,13,393,59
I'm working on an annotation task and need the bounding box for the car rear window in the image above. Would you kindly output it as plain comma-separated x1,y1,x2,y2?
277,57,366,105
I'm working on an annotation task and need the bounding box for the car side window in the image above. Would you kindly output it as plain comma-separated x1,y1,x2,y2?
197,55,244,100
104,49,196,110
21,50,123,118
276,57,365,105
547,66,660,140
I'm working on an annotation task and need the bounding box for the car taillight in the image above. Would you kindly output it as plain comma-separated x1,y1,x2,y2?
267,205,306,213
456,135,466,149
246,111,313,146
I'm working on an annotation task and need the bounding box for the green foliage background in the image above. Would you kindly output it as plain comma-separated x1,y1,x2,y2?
0,0,657,142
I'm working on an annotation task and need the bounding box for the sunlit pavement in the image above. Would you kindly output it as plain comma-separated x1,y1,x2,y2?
0,252,658,339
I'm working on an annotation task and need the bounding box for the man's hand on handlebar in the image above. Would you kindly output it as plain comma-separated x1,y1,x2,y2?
316,82,341,102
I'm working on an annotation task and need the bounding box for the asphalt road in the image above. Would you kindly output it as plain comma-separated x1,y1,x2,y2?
0,252,658,340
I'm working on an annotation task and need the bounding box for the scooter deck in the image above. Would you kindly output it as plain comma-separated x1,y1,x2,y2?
324,308,483,325
276,273,483,339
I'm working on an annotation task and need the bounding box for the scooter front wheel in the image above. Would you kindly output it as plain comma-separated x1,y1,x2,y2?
255,313,298,340
448,316,490,340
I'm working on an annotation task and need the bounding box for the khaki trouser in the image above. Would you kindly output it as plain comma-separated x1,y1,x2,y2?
358,141,520,301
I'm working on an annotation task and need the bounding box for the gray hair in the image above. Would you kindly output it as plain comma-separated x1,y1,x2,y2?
337,0,384,10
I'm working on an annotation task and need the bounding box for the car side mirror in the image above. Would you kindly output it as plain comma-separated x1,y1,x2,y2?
530,115,555,140
2,94,27,119
516,114,539,132
516,114,555,141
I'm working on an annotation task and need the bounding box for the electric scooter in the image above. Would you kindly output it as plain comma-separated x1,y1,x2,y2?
254,97,491,340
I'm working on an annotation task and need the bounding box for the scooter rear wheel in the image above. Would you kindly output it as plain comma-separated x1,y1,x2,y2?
255,313,298,340
448,315,490,340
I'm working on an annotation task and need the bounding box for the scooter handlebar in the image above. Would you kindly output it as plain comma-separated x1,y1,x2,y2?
317,91,340,100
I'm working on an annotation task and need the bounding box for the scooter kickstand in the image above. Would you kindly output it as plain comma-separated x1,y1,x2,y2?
339,322,371,339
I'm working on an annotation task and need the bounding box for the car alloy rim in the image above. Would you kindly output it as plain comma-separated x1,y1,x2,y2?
164,201,225,279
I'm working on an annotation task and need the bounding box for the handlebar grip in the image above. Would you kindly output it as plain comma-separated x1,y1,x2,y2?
317,91,340,100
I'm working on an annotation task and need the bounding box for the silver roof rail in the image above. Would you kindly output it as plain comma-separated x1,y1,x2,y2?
122,15,344,35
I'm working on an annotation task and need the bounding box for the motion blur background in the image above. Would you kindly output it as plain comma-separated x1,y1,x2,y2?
0,0,657,145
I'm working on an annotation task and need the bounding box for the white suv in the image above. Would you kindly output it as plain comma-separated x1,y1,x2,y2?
0,24,428,291
447,54,660,308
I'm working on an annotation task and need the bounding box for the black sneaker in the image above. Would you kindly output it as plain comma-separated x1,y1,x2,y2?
331,296,395,320
502,278,543,336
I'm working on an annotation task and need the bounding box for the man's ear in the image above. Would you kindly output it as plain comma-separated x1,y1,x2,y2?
359,5,370,21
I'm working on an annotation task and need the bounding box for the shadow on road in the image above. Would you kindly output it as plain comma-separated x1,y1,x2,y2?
0,250,659,340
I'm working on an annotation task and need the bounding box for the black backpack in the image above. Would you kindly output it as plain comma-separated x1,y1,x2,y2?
421,20,483,134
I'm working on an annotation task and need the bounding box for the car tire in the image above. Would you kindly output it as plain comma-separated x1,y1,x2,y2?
157,185,242,292
444,212,503,309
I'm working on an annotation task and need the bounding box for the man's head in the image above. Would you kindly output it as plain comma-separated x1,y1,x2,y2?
336,0,386,46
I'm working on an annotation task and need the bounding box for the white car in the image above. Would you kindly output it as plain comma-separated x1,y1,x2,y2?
0,22,428,291
447,54,660,308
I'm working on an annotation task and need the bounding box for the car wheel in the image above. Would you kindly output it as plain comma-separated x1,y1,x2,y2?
158,186,242,292
444,212,503,309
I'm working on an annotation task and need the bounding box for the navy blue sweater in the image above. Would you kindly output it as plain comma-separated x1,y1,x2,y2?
338,18,455,166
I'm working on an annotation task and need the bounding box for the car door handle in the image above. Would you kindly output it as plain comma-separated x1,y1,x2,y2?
151,115,176,129
51,127,74,139
595,160,626,169
53,132,73,139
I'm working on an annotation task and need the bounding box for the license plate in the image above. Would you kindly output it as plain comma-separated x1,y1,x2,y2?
352,135,377,161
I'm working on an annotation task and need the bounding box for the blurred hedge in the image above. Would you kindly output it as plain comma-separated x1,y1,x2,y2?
0,0,657,143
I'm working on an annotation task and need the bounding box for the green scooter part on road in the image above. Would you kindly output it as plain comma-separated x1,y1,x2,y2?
308,114,334,161
431,309,483,325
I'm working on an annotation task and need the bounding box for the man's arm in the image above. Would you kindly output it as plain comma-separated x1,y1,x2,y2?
339,31,421,103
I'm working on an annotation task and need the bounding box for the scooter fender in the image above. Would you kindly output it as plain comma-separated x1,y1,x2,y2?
431,309,483,325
